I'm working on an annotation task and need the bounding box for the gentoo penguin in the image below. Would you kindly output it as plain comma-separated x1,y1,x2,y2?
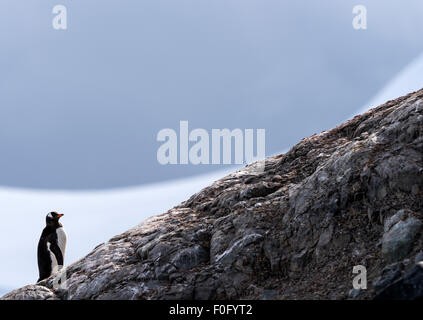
37,212,67,282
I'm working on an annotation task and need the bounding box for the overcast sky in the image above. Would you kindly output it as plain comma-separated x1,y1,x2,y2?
1,0,423,189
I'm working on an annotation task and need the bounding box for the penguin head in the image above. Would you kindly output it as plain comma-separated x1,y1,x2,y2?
46,211,64,227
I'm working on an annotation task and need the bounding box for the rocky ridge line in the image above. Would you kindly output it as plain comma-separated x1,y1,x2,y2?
2,89,423,300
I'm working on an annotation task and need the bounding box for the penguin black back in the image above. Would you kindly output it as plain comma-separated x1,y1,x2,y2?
37,212,67,282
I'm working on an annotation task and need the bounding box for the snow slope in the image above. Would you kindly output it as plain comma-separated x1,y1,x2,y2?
357,52,423,114
0,168,236,293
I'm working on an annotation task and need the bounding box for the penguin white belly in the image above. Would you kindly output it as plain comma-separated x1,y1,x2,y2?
56,227,67,260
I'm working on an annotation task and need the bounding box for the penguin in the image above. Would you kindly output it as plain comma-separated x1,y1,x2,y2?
37,212,67,282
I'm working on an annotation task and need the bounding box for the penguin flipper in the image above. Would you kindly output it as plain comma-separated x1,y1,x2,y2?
48,240,64,267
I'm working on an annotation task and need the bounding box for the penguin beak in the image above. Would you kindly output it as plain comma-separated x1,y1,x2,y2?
57,214,64,218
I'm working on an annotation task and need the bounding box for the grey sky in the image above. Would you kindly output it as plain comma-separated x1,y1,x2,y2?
1,0,423,189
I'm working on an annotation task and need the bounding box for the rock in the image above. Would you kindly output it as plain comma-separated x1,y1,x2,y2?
381,215,422,263
240,182,281,200
372,262,404,293
374,262,423,300
348,288,361,299
2,89,423,300
1,285,57,300
290,249,309,272
210,230,232,263
259,289,278,300
214,233,263,266
170,245,209,270
317,224,334,248
384,209,409,233
415,251,423,264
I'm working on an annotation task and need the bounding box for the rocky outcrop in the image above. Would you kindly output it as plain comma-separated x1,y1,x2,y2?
374,262,423,300
2,89,423,300
381,209,422,263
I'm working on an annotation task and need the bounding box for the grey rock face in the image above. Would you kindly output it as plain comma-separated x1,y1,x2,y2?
2,89,423,300
382,212,422,263
374,262,423,300
1,285,56,300
372,262,405,293
415,251,423,264
348,288,361,299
